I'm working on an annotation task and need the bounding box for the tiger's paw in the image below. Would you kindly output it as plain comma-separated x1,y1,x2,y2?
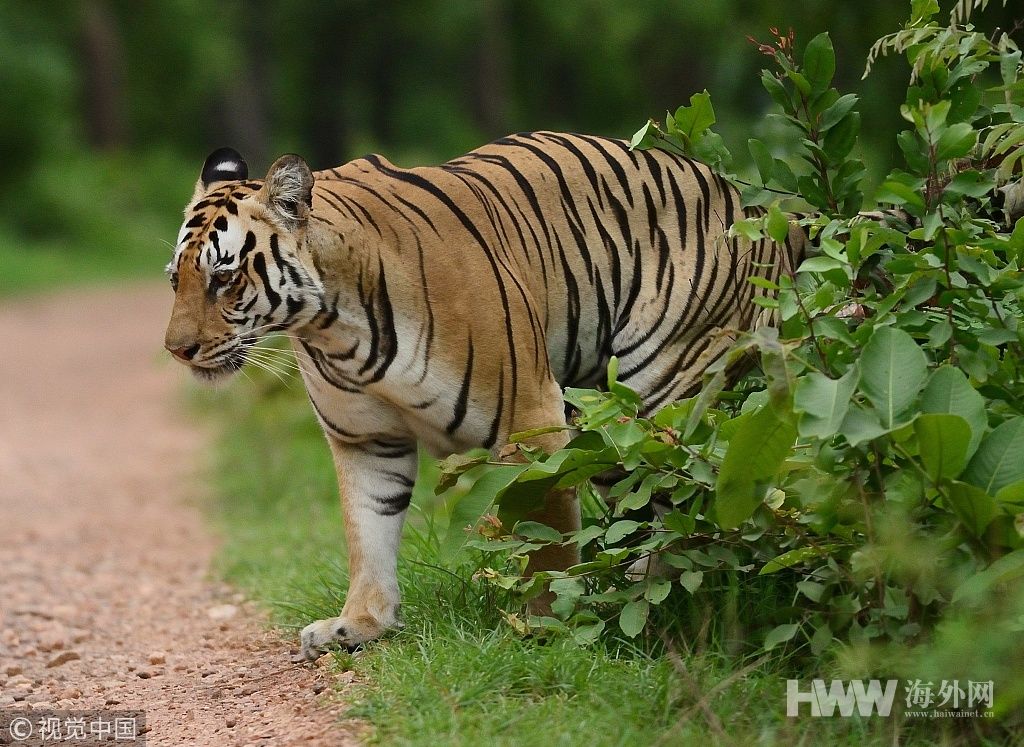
295,614,394,662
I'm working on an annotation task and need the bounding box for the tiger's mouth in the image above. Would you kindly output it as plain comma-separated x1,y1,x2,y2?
187,348,247,383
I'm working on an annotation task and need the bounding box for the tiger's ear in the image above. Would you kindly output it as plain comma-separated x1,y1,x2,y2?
200,147,248,187
258,154,313,229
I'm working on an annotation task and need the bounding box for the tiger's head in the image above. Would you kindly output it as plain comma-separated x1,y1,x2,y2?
164,148,324,382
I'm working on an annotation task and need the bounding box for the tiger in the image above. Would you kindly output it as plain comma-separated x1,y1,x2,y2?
163,131,806,660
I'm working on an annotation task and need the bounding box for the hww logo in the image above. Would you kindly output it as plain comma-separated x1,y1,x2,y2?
787,679,899,717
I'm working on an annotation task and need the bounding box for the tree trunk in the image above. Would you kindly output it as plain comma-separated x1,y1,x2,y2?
79,0,126,150
220,0,271,167
473,0,510,137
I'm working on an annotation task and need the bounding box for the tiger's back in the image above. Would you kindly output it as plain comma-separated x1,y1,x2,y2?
311,131,796,423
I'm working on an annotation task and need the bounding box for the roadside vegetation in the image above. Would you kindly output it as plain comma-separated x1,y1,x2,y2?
204,376,962,746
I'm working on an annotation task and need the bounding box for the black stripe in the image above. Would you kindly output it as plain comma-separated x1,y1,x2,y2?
371,490,412,516
364,156,520,421
484,367,505,449
575,134,635,208
270,234,304,286
308,395,362,439
447,337,474,435
238,231,257,261
357,256,398,383
251,253,281,310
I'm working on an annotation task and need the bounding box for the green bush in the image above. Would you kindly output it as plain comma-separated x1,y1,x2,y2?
443,0,1024,722
0,148,193,295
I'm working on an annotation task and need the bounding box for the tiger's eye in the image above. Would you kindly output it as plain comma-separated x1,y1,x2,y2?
169,273,179,291
212,269,234,286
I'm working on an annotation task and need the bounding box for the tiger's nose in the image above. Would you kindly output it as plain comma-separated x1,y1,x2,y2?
167,343,200,361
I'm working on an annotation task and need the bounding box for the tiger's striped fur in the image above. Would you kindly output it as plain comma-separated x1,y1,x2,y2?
163,132,806,658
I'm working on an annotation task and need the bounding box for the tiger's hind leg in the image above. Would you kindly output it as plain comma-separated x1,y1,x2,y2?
597,319,748,582
504,381,582,614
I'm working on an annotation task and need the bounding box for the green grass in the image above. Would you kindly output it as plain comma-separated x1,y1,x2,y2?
0,227,161,296
200,371,1011,746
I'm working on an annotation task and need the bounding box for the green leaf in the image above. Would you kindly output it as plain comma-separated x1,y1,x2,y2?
645,579,673,604
944,170,996,198
748,139,774,184
840,406,888,446
858,326,929,428
764,623,800,650
910,0,939,23
672,90,716,143
619,600,650,638
569,524,606,546
630,120,655,150
435,452,490,493
1001,49,1022,88
571,621,605,645
510,425,570,443
773,158,798,192
798,174,831,210
920,366,986,458
915,414,971,481
549,577,584,619
662,508,695,535
498,475,559,525
514,521,563,543
823,111,860,163
926,320,952,348
820,93,859,131
797,581,826,602
963,418,1024,495
946,481,1000,537
876,173,926,212
924,100,950,132
716,406,797,528
747,276,780,291
996,481,1024,506
810,624,833,656
952,550,1024,605
605,520,641,544
803,33,835,93
679,570,704,594
606,355,620,388
766,204,790,244
443,464,527,556
761,70,792,112
732,218,765,241
760,544,840,575
936,122,977,161
793,369,858,439
976,328,1019,346
787,70,811,96
616,472,658,513
919,211,943,241
797,255,845,273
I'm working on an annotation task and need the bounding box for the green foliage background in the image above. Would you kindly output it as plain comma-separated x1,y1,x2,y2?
4,0,1016,295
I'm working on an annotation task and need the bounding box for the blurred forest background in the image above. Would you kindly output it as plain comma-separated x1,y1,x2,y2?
1,0,1019,294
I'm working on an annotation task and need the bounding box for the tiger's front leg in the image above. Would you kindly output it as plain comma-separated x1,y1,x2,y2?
298,435,418,661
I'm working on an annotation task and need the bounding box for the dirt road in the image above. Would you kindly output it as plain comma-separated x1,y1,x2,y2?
0,284,358,745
